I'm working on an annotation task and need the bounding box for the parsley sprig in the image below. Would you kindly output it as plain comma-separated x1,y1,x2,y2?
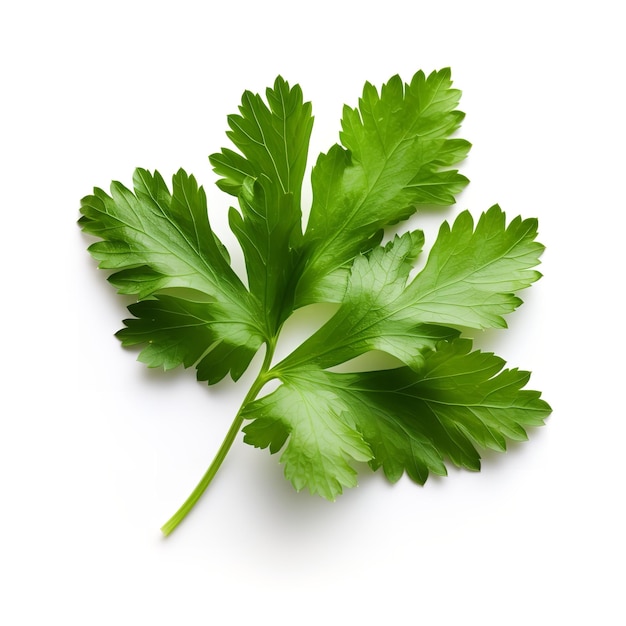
80,69,550,535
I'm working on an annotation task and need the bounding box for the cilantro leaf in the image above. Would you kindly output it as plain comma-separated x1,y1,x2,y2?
210,77,313,208
278,230,461,372
80,70,551,535
343,338,551,478
242,380,374,500
278,205,541,373
295,68,471,305
210,77,314,332
79,168,264,381
115,295,260,383
409,205,544,329
245,339,550,494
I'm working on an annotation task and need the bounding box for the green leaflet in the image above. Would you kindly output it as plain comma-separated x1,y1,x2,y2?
80,69,550,534
210,76,313,211
277,205,542,374
296,68,471,304
244,339,550,495
210,77,314,333
277,230,461,372
407,206,544,328
115,296,261,383
242,381,374,499
79,168,264,381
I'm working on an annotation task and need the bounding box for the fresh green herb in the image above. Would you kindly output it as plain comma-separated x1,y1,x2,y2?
79,69,551,535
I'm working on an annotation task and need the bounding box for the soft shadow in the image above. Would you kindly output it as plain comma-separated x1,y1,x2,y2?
243,451,376,533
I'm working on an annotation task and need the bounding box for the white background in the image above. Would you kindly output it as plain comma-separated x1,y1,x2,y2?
1,1,624,623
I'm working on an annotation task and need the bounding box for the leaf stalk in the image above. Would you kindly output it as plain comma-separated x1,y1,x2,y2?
160,338,277,536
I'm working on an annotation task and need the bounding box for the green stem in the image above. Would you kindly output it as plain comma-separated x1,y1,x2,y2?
160,339,276,536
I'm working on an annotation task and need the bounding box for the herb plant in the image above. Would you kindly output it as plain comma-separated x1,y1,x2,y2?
79,69,551,535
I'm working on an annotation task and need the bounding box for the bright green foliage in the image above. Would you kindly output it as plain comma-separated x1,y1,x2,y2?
209,77,314,332
79,168,264,382
277,206,543,374
242,378,374,499
245,339,549,496
296,68,470,304
80,69,551,533
115,296,259,383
